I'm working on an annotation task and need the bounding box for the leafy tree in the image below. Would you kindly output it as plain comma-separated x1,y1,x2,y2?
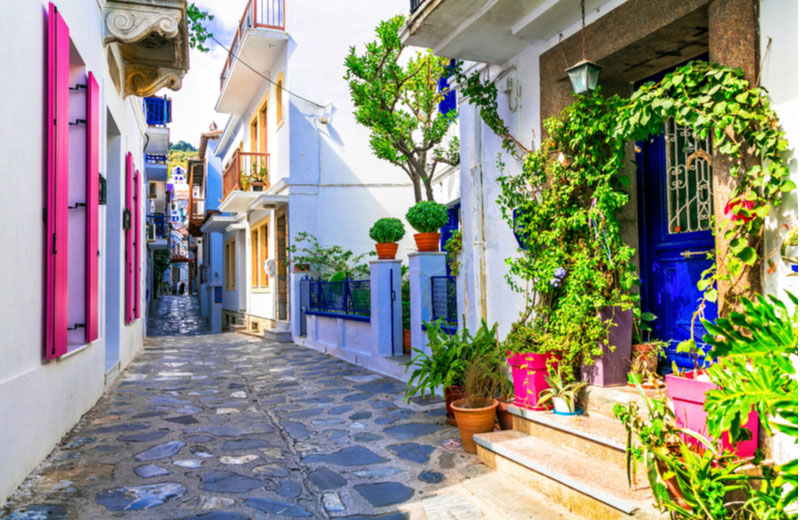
344,16,459,203
187,3,213,52
153,250,171,297
170,140,197,152
288,232,375,280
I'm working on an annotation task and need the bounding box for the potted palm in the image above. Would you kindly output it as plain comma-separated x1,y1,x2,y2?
369,217,405,260
537,365,587,415
451,353,500,453
405,201,449,252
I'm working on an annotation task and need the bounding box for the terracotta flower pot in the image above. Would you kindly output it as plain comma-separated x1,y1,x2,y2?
632,343,659,372
444,386,464,426
496,398,514,431
413,232,441,252
452,398,499,453
402,329,411,355
375,242,399,260
293,264,310,273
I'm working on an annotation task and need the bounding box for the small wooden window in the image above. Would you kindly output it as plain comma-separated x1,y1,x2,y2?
250,218,270,288
275,73,284,126
225,238,236,289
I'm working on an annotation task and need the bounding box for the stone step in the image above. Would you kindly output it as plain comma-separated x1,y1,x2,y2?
507,405,628,468
264,328,292,343
582,385,659,422
461,469,577,519
474,430,660,520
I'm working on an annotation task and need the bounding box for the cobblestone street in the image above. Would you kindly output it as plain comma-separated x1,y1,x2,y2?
2,297,562,519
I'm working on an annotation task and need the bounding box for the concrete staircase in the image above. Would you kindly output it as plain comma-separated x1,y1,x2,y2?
474,386,664,520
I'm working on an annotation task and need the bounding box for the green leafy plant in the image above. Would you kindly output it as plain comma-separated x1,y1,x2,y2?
460,352,500,409
444,229,462,276
536,365,587,413
239,171,251,191
401,266,411,330
497,90,638,370
406,201,449,233
615,293,798,520
288,232,375,280
369,218,405,244
632,309,658,344
403,319,498,401
187,3,214,52
344,16,458,202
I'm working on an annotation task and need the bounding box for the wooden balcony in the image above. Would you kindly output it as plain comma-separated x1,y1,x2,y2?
220,0,285,88
222,150,271,201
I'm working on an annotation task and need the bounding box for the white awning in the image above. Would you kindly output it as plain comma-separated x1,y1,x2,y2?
248,193,289,211
200,214,241,233
218,190,262,213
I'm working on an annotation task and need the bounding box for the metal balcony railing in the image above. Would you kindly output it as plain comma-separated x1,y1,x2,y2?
143,96,172,127
410,0,427,13
147,213,167,239
220,0,286,88
222,149,271,200
145,153,168,164
431,275,457,325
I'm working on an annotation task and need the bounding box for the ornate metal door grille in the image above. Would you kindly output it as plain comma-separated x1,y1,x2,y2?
664,117,714,234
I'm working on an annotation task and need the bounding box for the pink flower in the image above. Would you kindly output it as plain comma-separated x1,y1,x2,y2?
724,196,755,223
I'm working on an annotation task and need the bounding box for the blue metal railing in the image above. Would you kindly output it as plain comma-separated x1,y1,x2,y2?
431,275,457,325
305,278,371,321
410,0,426,13
145,153,168,164
147,213,166,239
143,96,172,127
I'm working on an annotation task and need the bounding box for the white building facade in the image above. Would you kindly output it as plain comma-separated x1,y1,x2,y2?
0,0,189,503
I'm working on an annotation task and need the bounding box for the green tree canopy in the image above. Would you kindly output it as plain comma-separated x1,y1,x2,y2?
344,16,459,202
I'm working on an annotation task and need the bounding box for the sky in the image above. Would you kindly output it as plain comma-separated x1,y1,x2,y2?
166,1,242,148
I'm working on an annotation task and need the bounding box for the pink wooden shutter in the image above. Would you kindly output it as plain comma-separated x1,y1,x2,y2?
134,170,142,319
45,3,70,359
85,72,100,342
125,152,134,324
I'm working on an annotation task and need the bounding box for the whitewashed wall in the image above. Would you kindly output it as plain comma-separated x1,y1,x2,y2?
0,0,147,503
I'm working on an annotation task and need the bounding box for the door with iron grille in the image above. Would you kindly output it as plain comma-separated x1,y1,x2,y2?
637,116,717,371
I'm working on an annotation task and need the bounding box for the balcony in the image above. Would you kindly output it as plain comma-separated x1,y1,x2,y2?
400,0,606,64
221,150,271,212
144,96,172,127
103,0,190,98
144,152,168,181
216,0,288,114
188,159,205,236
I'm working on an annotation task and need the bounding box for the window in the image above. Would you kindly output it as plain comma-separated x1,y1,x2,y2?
259,103,268,152
250,119,258,153
225,238,236,289
250,218,269,288
275,73,284,126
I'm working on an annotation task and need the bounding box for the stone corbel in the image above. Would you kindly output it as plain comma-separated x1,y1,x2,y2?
104,3,182,46
125,64,184,98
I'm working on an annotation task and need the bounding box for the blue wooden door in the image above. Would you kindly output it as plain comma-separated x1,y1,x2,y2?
637,118,717,371
440,204,460,276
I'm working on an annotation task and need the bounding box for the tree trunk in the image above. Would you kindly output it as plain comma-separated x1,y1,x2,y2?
411,176,422,203
423,177,435,201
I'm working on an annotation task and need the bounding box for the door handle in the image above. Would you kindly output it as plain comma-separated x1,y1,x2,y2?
680,249,714,259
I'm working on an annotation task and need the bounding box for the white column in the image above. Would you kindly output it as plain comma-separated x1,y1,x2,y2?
370,259,402,357
409,252,447,353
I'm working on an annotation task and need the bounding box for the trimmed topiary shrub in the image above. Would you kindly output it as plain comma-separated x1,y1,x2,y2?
406,201,449,233
369,217,406,243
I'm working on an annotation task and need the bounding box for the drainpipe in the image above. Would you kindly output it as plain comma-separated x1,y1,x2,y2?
472,105,488,326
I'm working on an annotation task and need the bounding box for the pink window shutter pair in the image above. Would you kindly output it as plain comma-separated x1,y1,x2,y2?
45,4,102,358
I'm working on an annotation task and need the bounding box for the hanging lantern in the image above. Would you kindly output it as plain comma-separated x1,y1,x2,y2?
565,60,602,94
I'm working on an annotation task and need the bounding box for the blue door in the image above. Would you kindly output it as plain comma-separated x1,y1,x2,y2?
637,118,717,371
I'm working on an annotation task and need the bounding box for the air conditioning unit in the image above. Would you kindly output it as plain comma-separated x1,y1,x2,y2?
147,222,156,242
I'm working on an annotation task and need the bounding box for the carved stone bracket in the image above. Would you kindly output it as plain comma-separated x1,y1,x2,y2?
104,5,181,46
103,0,189,98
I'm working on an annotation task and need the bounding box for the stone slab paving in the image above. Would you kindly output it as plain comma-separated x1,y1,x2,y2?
2,296,573,519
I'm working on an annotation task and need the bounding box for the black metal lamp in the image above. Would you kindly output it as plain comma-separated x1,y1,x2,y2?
566,60,601,94
565,0,601,95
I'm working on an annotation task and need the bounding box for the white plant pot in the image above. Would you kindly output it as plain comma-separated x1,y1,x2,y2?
552,396,573,414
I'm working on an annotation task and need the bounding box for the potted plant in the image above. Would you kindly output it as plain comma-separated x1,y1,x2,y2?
451,353,499,453
239,171,251,191
631,309,666,372
249,163,269,191
505,322,562,410
404,319,498,426
405,201,449,252
369,217,405,260
537,365,587,415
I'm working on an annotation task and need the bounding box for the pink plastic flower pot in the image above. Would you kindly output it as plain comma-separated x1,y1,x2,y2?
665,371,759,458
508,352,561,410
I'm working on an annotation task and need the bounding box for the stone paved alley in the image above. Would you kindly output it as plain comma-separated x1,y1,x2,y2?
2,297,570,519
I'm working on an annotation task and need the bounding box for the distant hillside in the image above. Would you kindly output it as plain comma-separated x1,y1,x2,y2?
167,141,197,176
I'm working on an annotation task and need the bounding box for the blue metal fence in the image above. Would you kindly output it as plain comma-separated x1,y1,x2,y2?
431,275,457,325
143,96,172,127
145,153,168,164
147,213,166,239
305,277,371,321
410,0,426,13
